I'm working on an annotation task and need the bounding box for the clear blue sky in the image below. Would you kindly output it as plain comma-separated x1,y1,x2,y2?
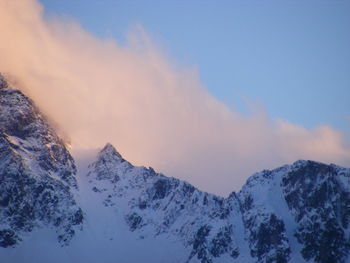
40,0,350,133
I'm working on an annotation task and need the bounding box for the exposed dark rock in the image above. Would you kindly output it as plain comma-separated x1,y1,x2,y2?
282,161,350,263
0,229,19,247
125,213,144,231
188,225,212,263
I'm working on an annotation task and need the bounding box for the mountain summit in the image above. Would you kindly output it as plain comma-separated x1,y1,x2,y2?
0,75,349,263
98,142,125,162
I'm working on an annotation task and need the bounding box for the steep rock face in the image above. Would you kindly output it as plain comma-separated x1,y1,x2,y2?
239,169,292,263
281,160,350,263
238,160,350,263
87,144,246,263
0,75,83,247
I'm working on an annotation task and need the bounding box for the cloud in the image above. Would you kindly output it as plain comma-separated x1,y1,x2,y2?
0,0,349,196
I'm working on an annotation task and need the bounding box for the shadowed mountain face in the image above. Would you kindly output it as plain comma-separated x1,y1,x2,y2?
0,74,349,263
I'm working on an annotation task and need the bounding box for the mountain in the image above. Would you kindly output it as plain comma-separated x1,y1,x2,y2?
0,74,83,248
0,74,349,263
238,160,350,263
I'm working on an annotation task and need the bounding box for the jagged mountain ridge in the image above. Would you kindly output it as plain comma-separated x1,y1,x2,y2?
86,143,244,262
0,74,349,263
85,144,350,263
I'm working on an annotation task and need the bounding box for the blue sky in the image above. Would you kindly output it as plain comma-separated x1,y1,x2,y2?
40,0,350,133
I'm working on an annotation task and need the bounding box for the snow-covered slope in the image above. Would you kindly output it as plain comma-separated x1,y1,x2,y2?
0,74,349,263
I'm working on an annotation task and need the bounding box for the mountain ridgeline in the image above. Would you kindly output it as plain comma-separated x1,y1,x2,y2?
0,74,349,263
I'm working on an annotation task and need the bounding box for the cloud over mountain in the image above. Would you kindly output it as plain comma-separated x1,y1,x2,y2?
0,0,349,195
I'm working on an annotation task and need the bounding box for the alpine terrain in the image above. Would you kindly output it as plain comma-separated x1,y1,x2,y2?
0,74,349,263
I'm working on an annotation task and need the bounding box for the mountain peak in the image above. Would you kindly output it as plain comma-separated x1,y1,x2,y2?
292,159,316,167
99,143,123,160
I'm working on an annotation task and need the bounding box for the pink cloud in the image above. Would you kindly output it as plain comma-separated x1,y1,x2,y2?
0,0,349,196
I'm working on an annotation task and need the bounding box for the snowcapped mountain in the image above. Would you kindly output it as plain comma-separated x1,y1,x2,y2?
82,144,350,263
0,74,349,263
238,161,350,263
0,74,82,249
84,143,246,262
